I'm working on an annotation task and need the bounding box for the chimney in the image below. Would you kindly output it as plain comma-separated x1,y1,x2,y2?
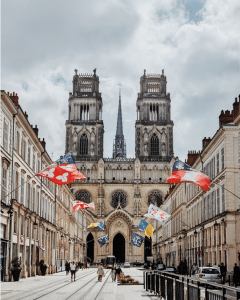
24,111,28,120
33,125,39,137
233,97,239,120
8,91,19,105
186,150,200,166
202,137,212,150
40,138,46,149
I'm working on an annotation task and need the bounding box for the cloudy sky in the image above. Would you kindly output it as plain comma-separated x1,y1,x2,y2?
2,0,240,162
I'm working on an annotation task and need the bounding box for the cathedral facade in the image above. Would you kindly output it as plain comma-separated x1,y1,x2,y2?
66,69,174,263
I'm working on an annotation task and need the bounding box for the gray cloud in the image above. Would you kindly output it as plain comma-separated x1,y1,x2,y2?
2,0,240,162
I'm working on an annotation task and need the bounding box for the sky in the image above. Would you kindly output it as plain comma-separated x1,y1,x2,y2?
2,0,240,162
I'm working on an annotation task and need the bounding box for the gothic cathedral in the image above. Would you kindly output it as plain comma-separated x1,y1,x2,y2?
66,69,174,263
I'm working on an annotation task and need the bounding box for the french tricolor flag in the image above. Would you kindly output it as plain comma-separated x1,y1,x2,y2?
167,160,211,192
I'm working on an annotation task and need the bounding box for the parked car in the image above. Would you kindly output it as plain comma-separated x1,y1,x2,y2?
158,264,165,271
124,262,131,268
165,266,177,273
193,267,222,284
132,261,143,267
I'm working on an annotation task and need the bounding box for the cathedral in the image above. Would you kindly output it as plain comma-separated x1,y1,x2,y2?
66,69,174,263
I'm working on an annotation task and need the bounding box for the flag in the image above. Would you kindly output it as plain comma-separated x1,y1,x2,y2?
37,153,86,185
97,234,109,247
138,219,155,238
144,204,171,223
88,221,104,230
131,233,145,247
167,160,211,192
72,201,95,213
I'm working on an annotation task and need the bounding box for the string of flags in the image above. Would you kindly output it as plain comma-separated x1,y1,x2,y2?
167,159,211,192
38,153,86,185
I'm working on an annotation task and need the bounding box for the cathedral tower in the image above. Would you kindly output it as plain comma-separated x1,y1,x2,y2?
112,88,126,159
135,69,174,161
65,69,104,161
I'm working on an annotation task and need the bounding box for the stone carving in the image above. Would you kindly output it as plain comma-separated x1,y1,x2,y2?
114,220,125,228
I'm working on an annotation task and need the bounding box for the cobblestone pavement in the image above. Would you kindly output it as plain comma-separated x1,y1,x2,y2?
0,267,158,300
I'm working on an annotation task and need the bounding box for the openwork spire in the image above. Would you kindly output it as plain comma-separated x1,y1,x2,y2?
113,84,126,159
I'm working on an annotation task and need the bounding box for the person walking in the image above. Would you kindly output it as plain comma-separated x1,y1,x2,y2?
233,263,240,287
220,262,227,284
65,261,70,276
111,267,116,282
97,263,104,282
70,261,76,282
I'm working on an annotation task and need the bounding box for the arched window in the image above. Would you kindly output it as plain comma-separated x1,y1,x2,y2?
148,191,162,207
111,191,127,209
76,191,91,203
150,134,159,156
80,134,88,155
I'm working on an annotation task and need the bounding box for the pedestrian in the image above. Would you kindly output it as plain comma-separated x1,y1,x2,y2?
233,263,240,287
220,262,226,284
97,263,105,282
70,261,76,282
111,267,116,282
65,261,70,276
191,263,198,276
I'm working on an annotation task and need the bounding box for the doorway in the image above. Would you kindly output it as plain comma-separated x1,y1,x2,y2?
113,233,125,263
87,233,94,263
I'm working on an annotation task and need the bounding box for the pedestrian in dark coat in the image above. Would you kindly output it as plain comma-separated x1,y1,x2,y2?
65,261,70,276
220,262,227,284
233,263,240,287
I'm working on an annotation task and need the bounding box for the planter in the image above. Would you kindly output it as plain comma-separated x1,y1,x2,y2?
12,269,21,281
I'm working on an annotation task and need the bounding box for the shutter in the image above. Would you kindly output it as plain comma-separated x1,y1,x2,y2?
222,185,225,212
212,191,216,217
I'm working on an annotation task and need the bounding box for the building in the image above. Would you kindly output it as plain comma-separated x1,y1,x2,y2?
1,91,86,282
156,96,240,272
66,69,174,264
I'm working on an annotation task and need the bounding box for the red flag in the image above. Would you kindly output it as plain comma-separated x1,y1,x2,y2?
72,201,95,213
37,153,86,185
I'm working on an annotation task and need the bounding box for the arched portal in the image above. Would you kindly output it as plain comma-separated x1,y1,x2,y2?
87,233,94,263
144,236,152,262
113,233,125,263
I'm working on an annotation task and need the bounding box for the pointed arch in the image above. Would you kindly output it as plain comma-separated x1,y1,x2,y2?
150,133,159,156
80,133,88,155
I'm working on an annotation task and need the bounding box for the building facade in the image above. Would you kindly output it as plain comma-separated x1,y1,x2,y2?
66,69,174,264
155,96,240,272
1,91,86,282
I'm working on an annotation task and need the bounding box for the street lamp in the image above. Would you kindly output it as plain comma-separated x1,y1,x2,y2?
214,221,219,231
61,234,64,240
194,229,197,236
179,236,182,240
46,228,50,235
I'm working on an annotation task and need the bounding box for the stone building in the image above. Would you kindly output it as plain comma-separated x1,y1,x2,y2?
1,91,86,281
67,69,174,264
156,96,240,272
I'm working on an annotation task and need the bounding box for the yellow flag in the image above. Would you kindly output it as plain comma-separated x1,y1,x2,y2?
88,223,99,228
145,224,155,238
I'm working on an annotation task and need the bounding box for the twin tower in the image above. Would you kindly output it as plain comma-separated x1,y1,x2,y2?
65,69,174,162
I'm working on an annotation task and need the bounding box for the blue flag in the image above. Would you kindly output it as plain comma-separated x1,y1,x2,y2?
97,234,109,247
131,233,145,247
138,219,148,231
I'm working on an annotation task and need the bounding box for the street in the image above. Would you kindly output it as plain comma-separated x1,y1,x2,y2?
1,267,158,300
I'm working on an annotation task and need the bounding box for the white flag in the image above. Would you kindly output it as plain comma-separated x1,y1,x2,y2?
144,204,171,223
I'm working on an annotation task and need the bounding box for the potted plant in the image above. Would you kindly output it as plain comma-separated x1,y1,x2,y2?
11,257,22,281
39,259,48,276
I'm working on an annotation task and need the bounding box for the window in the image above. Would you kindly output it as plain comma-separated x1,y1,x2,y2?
15,171,19,200
32,187,35,212
14,212,18,233
33,154,36,172
21,176,24,205
27,147,31,166
38,160,40,173
216,153,219,174
21,140,26,160
79,134,88,155
111,191,127,209
221,148,224,170
212,191,216,217
222,185,225,212
216,188,220,215
2,167,7,203
16,131,20,152
27,183,30,208
76,191,91,203
3,120,9,151
150,134,159,156
148,191,162,207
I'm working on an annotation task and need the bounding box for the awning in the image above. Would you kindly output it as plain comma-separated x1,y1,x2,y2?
38,246,47,253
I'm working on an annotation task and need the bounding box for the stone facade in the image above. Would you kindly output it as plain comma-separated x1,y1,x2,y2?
156,96,240,272
67,69,174,264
